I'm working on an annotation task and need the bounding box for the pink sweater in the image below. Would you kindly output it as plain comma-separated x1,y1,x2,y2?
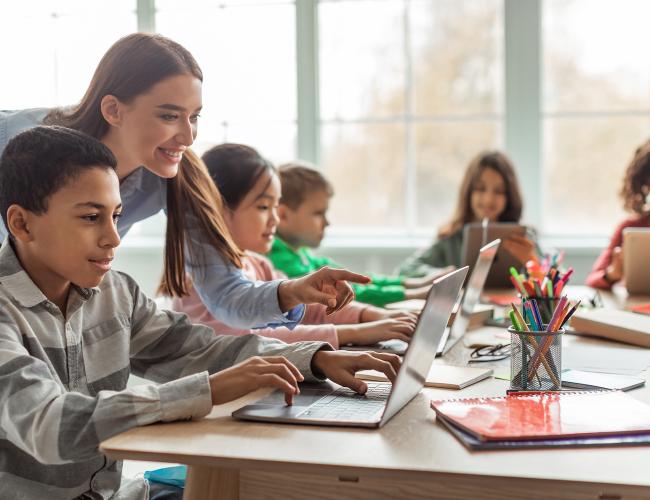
172,252,368,348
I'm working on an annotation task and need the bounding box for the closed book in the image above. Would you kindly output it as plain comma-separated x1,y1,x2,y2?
570,308,650,347
357,364,492,390
431,390,650,442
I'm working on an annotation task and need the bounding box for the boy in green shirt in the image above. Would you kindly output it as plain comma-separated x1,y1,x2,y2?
269,163,450,307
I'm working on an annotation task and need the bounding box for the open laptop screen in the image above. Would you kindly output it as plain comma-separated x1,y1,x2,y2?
442,239,500,355
381,266,468,425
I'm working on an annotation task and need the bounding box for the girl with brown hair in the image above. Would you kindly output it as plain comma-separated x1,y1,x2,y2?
171,143,417,348
398,150,536,277
586,140,650,289
0,33,369,329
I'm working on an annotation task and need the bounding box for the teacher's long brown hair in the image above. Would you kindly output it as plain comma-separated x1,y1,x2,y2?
160,149,242,297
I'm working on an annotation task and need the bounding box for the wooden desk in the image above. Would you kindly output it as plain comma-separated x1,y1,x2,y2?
101,328,650,500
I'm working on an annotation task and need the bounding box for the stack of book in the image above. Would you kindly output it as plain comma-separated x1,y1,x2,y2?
432,390,650,450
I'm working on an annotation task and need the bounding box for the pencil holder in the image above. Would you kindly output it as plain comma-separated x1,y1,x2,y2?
508,325,563,392
518,296,559,325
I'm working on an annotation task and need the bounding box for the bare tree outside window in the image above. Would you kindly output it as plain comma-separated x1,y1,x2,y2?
319,0,503,235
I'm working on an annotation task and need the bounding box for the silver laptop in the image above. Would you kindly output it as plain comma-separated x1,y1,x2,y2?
344,240,499,357
623,228,650,295
437,239,500,356
232,267,469,428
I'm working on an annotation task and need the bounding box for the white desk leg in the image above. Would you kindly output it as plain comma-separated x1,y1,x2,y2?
183,465,239,500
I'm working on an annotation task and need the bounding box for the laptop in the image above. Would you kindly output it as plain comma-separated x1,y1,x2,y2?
343,240,499,356
461,221,527,288
232,266,469,428
623,228,650,295
437,239,500,356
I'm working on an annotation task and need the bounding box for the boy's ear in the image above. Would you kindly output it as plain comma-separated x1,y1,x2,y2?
100,95,124,127
277,204,290,222
6,205,35,243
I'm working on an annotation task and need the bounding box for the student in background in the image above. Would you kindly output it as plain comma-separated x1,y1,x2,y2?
586,140,650,289
0,126,400,500
267,162,448,307
170,145,416,348
398,150,537,277
0,32,369,334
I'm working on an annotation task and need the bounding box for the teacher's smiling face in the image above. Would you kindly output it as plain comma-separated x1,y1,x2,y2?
101,73,203,179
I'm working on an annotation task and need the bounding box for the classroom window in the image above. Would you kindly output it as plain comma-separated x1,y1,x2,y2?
318,0,504,234
155,0,297,163
541,0,650,236
3,1,649,243
0,0,136,109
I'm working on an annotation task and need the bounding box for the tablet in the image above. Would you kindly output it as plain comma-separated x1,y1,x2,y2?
461,222,527,288
623,228,650,295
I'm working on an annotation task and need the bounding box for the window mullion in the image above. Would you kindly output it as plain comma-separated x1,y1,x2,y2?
137,0,156,33
404,0,416,234
504,0,542,231
296,0,320,163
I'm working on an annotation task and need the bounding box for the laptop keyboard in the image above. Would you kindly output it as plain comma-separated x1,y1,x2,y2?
297,382,391,421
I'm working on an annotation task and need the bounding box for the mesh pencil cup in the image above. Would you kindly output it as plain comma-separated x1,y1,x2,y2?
508,325,563,392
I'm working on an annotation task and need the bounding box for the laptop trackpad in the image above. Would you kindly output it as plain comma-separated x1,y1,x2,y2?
232,381,339,421
232,403,306,420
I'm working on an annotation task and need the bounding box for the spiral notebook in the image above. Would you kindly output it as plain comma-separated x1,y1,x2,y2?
431,390,650,442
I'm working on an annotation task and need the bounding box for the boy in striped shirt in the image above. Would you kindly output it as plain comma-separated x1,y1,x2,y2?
0,126,399,500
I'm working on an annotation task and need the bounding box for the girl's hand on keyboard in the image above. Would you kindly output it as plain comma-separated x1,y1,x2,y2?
208,356,304,406
311,350,401,394
336,318,416,346
360,306,418,322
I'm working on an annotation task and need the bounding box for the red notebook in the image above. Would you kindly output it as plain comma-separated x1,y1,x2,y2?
485,293,519,306
630,303,650,315
431,391,650,442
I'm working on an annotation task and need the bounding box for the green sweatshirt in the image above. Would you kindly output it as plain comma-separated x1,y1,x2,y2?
268,237,406,307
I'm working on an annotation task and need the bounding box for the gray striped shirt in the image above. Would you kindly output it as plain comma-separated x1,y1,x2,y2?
0,240,329,499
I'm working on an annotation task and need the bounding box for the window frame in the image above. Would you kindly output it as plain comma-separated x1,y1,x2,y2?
135,0,620,249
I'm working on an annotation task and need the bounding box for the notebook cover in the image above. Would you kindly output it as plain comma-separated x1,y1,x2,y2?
430,390,650,442
357,364,492,389
629,303,650,315
484,294,519,307
437,415,650,451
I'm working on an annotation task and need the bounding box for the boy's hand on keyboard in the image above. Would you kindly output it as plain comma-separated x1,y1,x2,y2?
278,266,371,314
311,350,401,394
208,356,303,406
336,318,416,346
